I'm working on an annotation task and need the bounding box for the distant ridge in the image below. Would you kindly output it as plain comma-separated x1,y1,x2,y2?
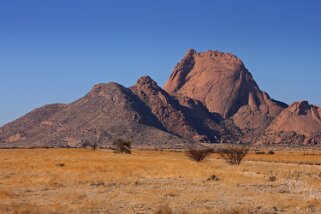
1,49,320,148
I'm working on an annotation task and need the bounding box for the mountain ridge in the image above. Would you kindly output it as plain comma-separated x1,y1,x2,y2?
1,49,320,147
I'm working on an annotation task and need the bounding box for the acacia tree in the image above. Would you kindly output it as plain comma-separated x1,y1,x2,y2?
219,145,249,165
185,146,213,162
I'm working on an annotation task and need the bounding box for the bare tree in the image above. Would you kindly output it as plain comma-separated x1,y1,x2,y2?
219,145,249,165
185,146,213,162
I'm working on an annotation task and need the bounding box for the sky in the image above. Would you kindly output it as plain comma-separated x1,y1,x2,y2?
0,0,321,126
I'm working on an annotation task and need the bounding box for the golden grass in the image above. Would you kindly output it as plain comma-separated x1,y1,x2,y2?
244,150,321,165
0,148,320,213
0,189,15,200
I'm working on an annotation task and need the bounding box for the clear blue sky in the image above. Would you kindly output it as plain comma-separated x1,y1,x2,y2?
1,0,320,126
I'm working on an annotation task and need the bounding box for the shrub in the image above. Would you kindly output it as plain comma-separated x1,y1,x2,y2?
206,174,219,181
268,175,277,182
267,150,275,155
55,163,65,167
112,139,131,154
185,147,213,162
219,145,249,165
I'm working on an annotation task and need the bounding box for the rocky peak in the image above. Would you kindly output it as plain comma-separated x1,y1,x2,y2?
91,82,123,92
287,101,321,120
289,101,311,113
136,75,157,86
88,82,130,99
266,101,321,140
164,50,196,94
133,76,162,93
199,50,243,66
131,76,169,101
163,49,288,143
163,49,284,119
185,48,197,56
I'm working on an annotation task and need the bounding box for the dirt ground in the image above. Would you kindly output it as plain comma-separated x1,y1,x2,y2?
0,148,320,214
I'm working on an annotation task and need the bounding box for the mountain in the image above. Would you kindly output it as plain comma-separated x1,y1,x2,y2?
163,49,288,140
0,49,320,148
262,101,321,144
0,82,187,148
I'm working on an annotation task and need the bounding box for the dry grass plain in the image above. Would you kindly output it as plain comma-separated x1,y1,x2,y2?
0,148,321,214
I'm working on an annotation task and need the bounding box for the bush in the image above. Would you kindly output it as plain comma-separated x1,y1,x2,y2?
267,150,275,155
206,174,219,181
112,139,131,154
268,175,277,182
185,147,213,162
219,145,249,165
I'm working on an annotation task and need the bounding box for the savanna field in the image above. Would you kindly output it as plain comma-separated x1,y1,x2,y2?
0,148,321,214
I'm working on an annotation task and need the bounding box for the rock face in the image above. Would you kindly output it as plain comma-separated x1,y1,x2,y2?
164,49,256,117
131,76,198,139
131,76,223,142
263,101,321,144
0,48,320,148
163,49,288,137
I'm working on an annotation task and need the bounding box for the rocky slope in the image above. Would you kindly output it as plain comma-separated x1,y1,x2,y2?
262,101,321,144
131,76,225,142
0,49,320,147
0,82,187,148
